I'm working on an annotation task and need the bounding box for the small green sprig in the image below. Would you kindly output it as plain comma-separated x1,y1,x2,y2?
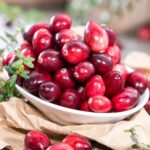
0,50,35,101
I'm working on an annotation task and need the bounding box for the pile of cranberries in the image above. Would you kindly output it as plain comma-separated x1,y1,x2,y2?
3,13,148,113
24,130,92,150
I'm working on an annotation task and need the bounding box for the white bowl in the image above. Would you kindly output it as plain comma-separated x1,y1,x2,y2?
15,66,149,125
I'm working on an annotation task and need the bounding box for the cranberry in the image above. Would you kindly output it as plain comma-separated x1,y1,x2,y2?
50,13,71,33
112,87,140,112
23,23,50,43
90,53,113,75
103,26,117,46
78,86,87,102
105,45,121,65
84,20,108,53
86,75,105,98
19,41,33,51
137,26,150,41
54,68,75,89
80,101,92,112
103,71,125,97
16,75,24,86
46,143,75,150
63,134,92,150
59,89,80,109
73,61,95,82
38,49,64,72
22,48,36,60
55,29,79,48
62,41,90,64
88,95,112,113
126,71,148,94
39,81,61,102
24,71,52,94
32,29,53,54
144,99,150,115
25,130,51,150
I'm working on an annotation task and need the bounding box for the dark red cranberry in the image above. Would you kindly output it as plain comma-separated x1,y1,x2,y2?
16,75,24,86
22,48,36,61
103,71,125,98
112,87,140,112
78,86,87,102
62,41,90,64
63,134,92,150
59,89,80,109
39,81,61,102
25,130,51,150
126,71,148,94
80,101,92,112
73,61,95,82
86,75,105,98
144,99,150,115
38,49,64,72
90,53,113,75
84,20,108,53
46,143,75,150
23,23,50,43
2,52,16,66
103,26,117,46
54,68,75,89
24,71,52,94
55,29,79,48
105,45,121,65
50,13,71,33
19,41,33,51
88,95,112,113
32,29,53,54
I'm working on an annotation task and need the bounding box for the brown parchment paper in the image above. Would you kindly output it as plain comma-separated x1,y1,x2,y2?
0,97,150,150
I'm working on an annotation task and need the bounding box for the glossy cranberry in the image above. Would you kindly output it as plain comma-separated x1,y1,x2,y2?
62,41,90,64
39,81,61,102
112,87,140,112
80,101,92,112
19,41,33,51
78,86,87,102
126,71,148,94
88,95,112,113
86,75,105,98
144,99,150,115
103,26,117,46
24,71,52,94
50,13,71,33
105,45,121,65
38,49,64,72
16,75,24,86
84,20,108,53
103,71,125,97
55,29,79,48
23,23,50,43
46,143,75,150
32,29,53,54
2,52,16,66
90,53,113,75
25,130,51,150
55,68,75,89
63,134,92,150
59,89,80,109
73,61,95,82
22,48,36,60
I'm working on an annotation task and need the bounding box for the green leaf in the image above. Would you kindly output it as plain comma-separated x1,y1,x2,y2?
24,57,35,68
0,94,4,102
18,64,24,73
131,144,140,149
11,59,23,68
4,66,17,74
16,50,23,58
24,57,35,62
9,74,17,87
19,71,30,79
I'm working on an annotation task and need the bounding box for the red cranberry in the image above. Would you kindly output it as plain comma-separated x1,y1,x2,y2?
62,41,90,64
103,71,125,98
103,26,117,46
25,130,51,150
16,75,24,86
2,52,16,66
55,29,79,48
19,41,33,51
137,26,150,41
73,61,95,82
23,23,50,43
144,99,150,115
50,13,71,33
90,53,113,75
59,89,80,109
46,143,75,150
112,87,140,112
38,49,64,72
78,86,87,102
80,101,92,112
54,68,75,89
32,29,53,54
24,71,52,94
88,95,112,113
22,48,36,61
126,71,148,94
105,45,121,65
39,81,61,102
84,20,108,53
86,75,105,98
63,134,92,150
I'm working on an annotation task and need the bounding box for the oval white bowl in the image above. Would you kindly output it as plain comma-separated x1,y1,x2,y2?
15,66,149,125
